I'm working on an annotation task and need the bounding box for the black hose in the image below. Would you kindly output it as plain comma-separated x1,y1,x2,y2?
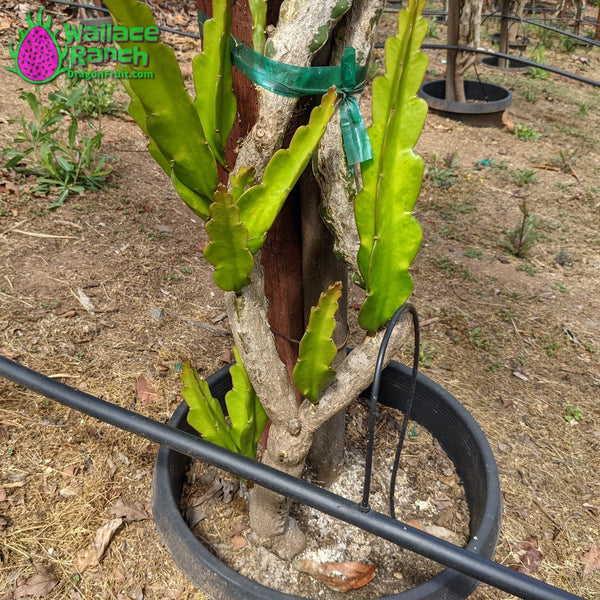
374,42,600,87
359,303,420,519
386,6,600,48
0,355,586,600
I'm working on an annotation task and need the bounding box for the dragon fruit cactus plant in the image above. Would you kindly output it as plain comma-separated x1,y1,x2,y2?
8,8,68,84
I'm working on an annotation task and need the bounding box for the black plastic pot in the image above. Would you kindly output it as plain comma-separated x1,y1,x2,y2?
152,361,502,600
418,79,512,126
482,55,531,72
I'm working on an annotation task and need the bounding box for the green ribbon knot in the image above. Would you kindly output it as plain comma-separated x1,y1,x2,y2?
198,13,373,166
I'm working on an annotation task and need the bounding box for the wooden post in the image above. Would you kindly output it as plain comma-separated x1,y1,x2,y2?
498,0,511,69
196,0,303,391
300,170,349,486
446,0,460,101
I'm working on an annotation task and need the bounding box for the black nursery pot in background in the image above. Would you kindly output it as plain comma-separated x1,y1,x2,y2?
152,361,502,600
418,79,512,127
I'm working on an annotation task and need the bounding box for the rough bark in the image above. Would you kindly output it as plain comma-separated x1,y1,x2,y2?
455,0,482,103
315,0,384,272
498,0,512,70
446,0,460,101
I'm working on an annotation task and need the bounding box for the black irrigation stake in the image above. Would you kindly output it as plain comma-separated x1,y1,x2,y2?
360,302,420,519
0,354,587,600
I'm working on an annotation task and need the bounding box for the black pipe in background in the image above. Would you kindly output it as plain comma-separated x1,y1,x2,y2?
0,355,586,600
373,42,600,87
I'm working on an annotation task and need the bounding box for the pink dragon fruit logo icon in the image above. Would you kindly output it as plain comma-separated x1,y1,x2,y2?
8,8,68,84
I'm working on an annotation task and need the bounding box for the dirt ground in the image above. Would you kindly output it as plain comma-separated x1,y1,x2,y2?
0,1,599,599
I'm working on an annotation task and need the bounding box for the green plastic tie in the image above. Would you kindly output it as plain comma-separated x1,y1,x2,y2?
198,12,373,165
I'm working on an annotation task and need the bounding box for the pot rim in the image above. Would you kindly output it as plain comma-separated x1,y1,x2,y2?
418,79,512,114
152,361,502,600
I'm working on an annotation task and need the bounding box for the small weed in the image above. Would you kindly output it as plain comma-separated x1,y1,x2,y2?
518,262,537,277
419,342,435,368
468,327,492,351
147,231,166,241
520,86,537,103
180,266,192,275
439,224,462,241
51,75,121,119
427,151,459,189
552,149,577,174
578,102,589,117
499,309,516,322
564,404,583,423
464,247,483,259
435,258,456,272
509,168,538,187
488,359,504,372
461,268,477,282
2,89,112,207
540,335,561,357
585,343,596,354
501,200,539,258
168,273,180,281
457,202,476,214
426,19,439,39
560,36,576,53
553,281,567,293
514,124,542,141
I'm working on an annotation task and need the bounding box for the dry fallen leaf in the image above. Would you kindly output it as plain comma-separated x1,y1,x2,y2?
109,499,150,522
14,564,58,599
231,535,248,551
293,559,376,592
135,374,159,406
74,518,123,572
508,536,543,574
502,111,515,133
581,545,600,575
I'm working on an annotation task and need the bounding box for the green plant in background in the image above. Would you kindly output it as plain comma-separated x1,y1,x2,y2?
520,85,537,103
52,75,121,119
427,151,459,189
518,262,537,276
514,124,542,140
527,47,549,79
426,18,439,39
3,90,112,207
501,199,539,258
564,403,583,423
553,149,577,174
419,341,435,368
560,35,575,53
509,168,538,187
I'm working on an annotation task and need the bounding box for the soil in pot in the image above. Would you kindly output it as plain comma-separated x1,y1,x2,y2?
179,400,470,599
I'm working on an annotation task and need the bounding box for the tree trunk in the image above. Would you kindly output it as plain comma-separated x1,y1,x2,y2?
595,4,600,41
301,170,349,486
498,0,511,69
446,0,460,101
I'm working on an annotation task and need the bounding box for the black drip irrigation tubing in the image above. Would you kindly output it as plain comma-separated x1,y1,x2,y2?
0,355,587,600
374,41,600,87
408,7,600,48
